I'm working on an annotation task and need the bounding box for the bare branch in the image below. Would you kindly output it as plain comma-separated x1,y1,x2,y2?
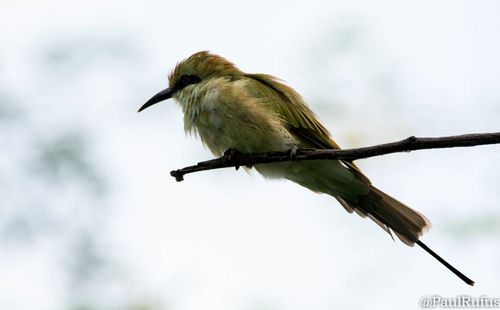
170,132,500,182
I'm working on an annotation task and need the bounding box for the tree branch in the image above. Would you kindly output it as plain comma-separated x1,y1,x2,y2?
170,132,500,182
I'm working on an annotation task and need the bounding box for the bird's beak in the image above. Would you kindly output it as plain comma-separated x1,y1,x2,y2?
138,87,174,112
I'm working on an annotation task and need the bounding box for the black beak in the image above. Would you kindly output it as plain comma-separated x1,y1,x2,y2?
138,88,174,112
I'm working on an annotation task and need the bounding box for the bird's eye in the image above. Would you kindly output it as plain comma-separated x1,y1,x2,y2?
179,74,201,89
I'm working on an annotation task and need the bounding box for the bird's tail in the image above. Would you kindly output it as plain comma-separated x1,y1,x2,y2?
336,186,432,246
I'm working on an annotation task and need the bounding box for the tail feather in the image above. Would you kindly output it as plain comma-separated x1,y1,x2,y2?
334,194,394,239
338,186,431,246
336,185,475,285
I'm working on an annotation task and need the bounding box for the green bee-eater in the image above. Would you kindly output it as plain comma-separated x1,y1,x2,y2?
139,51,473,285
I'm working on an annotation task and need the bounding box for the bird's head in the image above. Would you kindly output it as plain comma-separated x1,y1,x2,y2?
138,51,242,112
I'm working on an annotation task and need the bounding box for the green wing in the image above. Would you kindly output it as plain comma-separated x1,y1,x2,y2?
245,73,370,183
245,73,341,150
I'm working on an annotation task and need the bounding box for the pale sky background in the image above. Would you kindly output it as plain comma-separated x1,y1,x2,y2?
1,1,500,309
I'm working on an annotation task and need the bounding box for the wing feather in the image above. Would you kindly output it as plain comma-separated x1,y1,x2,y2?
245,73,340,150
245,73,369,183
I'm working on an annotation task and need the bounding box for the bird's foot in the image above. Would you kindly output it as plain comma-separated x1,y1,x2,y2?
223,148,241,170
289,145,298,162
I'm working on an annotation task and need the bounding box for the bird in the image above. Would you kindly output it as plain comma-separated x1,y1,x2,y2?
138,51,473,285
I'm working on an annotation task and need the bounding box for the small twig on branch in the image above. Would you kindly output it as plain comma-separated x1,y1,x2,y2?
170,132,500,182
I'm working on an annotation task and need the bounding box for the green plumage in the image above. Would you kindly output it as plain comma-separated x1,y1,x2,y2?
168,51,431,246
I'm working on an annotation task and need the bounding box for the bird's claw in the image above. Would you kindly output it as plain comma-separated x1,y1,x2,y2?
223,148,241,168
223,148,237,159
289,145,298,162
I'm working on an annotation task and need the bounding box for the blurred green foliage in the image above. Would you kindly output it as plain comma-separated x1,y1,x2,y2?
34,132,106,196
444,214,500,239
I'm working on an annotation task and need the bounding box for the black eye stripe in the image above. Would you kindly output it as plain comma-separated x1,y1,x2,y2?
178,74,201,89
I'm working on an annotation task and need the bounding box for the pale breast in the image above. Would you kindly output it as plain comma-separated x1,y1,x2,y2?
179,77,296,156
